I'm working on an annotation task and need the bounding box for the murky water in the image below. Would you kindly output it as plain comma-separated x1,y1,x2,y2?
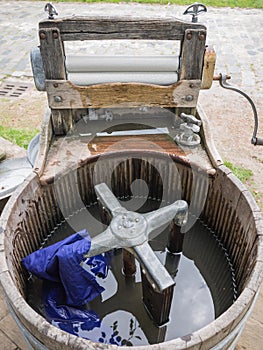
26,198,236,346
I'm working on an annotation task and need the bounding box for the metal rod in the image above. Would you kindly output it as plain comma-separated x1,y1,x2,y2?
219,73,262,146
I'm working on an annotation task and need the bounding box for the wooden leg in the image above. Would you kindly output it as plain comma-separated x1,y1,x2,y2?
141,270,174,326
167,221,185,253
122,249,136,277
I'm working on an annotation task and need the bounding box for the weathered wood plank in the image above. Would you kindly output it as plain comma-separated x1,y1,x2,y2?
180,29,206,80
39,27,66,80
201,46,216,89
39,27,69,134
39,16,206,41
46,79,201,109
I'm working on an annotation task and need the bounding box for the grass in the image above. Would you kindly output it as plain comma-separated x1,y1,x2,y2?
55,0,263,9
224,160,263,209
0,126,39,150
224,160,253,183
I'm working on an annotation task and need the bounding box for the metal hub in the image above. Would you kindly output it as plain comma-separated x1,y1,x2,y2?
111,212,147,246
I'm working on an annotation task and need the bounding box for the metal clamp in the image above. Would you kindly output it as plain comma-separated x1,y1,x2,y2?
219,73,263,146
84,183,188,292
44,2,58,20
183,3,207,23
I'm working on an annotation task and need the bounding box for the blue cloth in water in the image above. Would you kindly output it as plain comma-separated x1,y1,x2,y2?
22,229,110,306
42,280,101,333
42,280,121,344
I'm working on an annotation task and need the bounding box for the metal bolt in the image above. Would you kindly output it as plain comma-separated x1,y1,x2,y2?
185,95,194,102
186,32,192,40
199,33,206,41
39,31,46,40
54,95,62,103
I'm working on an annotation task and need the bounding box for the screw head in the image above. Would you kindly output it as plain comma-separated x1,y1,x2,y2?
54,95,62,103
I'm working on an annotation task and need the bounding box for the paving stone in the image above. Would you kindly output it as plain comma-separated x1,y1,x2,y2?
0,329,18,350
0,313,28,350
0,287,9,320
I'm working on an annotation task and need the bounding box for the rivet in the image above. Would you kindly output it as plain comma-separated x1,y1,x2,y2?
54,95,62,103
186,32,192,40
39,31,46,40
53,31,59,39
199,33,206,41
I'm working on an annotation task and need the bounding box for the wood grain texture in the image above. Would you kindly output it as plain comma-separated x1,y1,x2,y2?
39,16,206,41
39,27,69,134
180,29,206,80
46,79,201,109
39,27,66,80
201,46,216,89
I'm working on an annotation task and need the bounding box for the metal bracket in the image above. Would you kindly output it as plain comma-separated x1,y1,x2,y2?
219,73,263,146
84,183,188,293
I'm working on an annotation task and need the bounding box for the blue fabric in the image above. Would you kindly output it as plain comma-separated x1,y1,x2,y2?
42,281,101,333
22,230,90,282
22,229,114,342
22,229,110,305
42,280,121,344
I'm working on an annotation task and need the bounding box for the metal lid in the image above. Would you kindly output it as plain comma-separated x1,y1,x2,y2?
0,157,32,200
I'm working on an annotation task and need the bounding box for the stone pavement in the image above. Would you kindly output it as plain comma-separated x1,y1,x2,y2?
0,1,262,349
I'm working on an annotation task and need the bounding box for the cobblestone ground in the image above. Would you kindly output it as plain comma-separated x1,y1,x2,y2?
0,1,262,349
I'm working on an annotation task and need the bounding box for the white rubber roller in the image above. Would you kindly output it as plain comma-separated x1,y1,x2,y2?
68,71,178,86
66,55,179,72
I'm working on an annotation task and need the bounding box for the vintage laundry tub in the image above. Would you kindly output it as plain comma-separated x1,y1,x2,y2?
0,3,263,350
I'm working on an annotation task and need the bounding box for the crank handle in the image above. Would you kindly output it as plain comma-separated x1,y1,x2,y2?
219,73,263,146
